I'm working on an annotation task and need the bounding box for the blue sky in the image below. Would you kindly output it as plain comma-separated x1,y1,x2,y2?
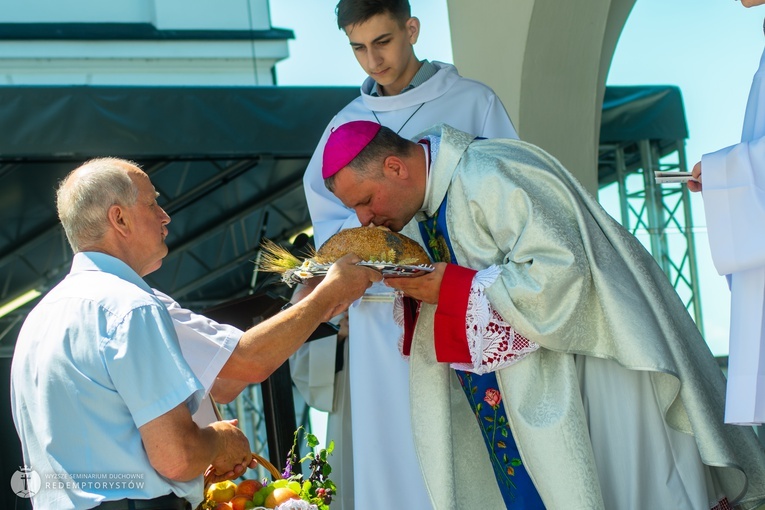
270,0,765,356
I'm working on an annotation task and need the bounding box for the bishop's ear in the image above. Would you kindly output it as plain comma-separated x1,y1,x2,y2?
382,155,409,180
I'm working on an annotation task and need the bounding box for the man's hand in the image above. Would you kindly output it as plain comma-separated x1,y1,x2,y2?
384,262,447,304
203,418,258,483
688,161,703,192
140,405,253,482
204,455,259,485
315,253,383,320
207,419,254,479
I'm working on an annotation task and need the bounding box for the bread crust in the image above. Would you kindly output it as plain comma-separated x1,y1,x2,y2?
315,227,431,266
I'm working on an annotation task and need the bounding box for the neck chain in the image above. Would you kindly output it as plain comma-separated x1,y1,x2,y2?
372,102,425,135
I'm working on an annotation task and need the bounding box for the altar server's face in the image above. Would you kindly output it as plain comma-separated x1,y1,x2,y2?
345,13,420,96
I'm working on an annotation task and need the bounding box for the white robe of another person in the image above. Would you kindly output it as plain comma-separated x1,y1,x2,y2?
701,45,765,425
292,61,517,509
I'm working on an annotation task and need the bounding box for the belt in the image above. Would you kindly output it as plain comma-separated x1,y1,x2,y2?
92,494,191,510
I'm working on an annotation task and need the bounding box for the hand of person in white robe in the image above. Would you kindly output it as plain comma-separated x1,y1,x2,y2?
688,161,703,192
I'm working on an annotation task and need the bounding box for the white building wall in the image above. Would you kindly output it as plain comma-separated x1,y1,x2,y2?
1,0,155,23
0,0,289,86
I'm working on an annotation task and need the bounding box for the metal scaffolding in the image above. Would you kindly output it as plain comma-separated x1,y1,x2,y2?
598,138,704,333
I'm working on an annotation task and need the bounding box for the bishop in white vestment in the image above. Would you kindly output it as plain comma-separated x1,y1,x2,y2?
324,121,765,510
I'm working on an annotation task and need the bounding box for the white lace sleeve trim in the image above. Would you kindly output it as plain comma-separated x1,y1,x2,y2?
451,266,540,374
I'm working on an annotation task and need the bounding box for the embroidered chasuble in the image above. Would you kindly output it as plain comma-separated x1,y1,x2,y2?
399,124,765,510
418,196,544,509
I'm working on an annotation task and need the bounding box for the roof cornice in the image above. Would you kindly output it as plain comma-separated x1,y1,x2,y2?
0,22,294,41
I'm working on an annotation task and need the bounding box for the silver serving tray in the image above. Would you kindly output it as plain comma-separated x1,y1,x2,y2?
283,262,434,285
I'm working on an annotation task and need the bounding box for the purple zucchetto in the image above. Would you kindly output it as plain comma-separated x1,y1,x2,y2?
322,120,382,179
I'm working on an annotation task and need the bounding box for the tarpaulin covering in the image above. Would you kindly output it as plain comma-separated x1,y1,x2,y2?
600,85,688,143
0,85,359,159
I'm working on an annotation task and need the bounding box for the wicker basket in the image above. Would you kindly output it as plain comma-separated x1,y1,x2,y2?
204,398,283,485
204,451,282,487
197,452,282,510
250,452,282,481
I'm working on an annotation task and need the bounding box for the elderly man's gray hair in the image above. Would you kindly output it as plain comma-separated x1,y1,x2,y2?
56,158,140,253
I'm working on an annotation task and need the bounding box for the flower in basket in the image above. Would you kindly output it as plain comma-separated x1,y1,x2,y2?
277,426,336,510
200,427,335,510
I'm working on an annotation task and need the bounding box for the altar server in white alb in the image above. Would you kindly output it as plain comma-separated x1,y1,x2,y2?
293,1,517,508
689,0,765,425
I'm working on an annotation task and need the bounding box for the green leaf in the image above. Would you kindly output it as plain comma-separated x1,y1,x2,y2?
476,403,482,412
501,428,508,438
484,416,494,423
503,454,509,463
511,458,522,466
299,480,312,501
306,433,319,448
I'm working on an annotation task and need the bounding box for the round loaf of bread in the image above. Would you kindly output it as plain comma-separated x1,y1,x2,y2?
315,227,431,266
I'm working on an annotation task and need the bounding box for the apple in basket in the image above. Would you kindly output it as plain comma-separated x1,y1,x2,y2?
230,495,256,510
264,487,301,508
207,480,237,503
235,479,263,499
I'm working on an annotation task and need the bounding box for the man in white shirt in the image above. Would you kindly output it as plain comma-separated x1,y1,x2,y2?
293,1,518,508
11,160,288,509
11,159,381,510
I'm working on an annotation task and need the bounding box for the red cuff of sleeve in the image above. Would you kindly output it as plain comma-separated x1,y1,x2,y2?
434,264,477,363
